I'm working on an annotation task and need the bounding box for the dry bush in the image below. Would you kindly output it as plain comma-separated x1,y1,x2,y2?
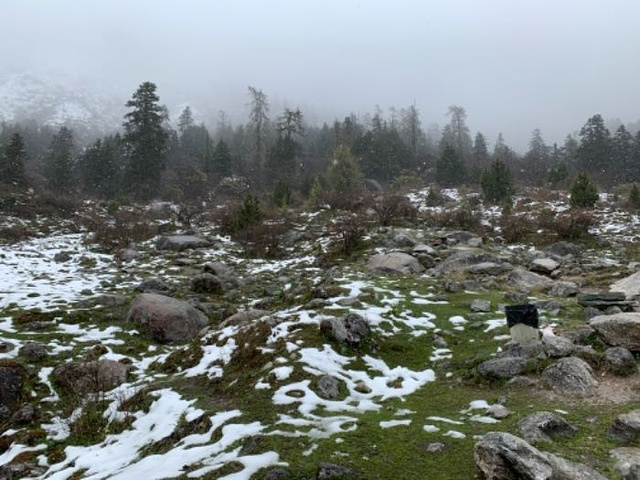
83,209,160,251
330,214,370,256
0,224,34,244
532,208,558,232
553,210,594,240
424,206,483,233
500,214,534,243
3,191,83,219
373,193,418,227
236,221,290,258
322,191,371,213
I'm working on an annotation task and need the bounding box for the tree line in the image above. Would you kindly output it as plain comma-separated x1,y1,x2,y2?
1,81,640,204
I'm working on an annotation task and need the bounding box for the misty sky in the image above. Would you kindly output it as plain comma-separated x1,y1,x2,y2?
1,0,639,150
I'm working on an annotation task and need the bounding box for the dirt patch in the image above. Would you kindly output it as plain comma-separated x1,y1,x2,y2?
535,371,640,405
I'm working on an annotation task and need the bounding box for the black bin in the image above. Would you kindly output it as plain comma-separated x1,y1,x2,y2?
505,304,539,329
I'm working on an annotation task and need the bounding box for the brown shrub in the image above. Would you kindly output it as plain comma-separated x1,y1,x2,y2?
0,224,34,244
330,214,370,256
373,193,418,227
553,210,594,240
236,221,290,259
500,214,534,243
424,206,483,233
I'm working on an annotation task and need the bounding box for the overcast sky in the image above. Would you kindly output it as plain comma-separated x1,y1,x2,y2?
1,0,639,150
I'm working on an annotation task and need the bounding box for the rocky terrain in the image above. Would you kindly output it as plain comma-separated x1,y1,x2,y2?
2,188,640,479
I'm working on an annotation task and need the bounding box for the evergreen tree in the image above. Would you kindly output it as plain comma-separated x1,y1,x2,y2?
524,128,549,179
266,135,297,185
325,145,363,195
0,133,27,187
612,125,634,182
123,81,168,199
76,135,123,198
569,172,599,208
277,108,304,140
577,114,611,177
45,126,75,194
177,106,194,134
629,183,640,211
210,139,233,179
439,105,472,162
247,86,270,177
435,145,465,186
480,158,513,204
472,132,490,168
400,103,424,164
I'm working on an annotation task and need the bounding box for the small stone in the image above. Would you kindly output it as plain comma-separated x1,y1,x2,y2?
486,404,510,419
518,411,578,444
424,442,447,453
316,463,354,479
317,375,341,399
354,381,371,393
470,299,491,313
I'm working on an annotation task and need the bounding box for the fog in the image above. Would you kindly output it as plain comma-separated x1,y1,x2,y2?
1,0,639,150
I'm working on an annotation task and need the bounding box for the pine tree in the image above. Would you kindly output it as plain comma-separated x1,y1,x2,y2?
0,133,27,187
45,127,75,194
123,81,168,199
480,158,513,204
577,114,611,177
612,125,634,183
325,145,363,195
211,139,233,179
569,172,599,208
629,183,640,211
435,145,465,187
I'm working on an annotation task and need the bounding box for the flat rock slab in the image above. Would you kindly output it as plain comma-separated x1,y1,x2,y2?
156,235,211,252
367,252,425,275
477,357,527,379
53,360,129,395
531,258,559,274
127,293,210,343
518,411,577,444
590,313,640,351
507,268,554,291
610,410,640,443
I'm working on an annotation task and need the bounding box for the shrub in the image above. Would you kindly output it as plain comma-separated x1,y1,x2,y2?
219,195,263,236
373,193,418,227
553,210,593,239
330,214,369,257
425,185,444,207
500,214,533,243
569,172,598,208
480,158,513,204
271,179,292,208
236,221,289,258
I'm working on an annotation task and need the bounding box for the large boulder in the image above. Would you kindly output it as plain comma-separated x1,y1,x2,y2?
445,230,483,248
474,432,606,480
610,447,640,479
530,258,559,274
590,313,640,351
434,251,511,276
517,411,577,444
541,334,574,358
542,357,598,398
190,273,223,294
605,347,638,376
507,269,554,291
610,410,640,443
549,281,579,298
544,241,583,258
611,272,640,300
320,314,371,345
156,235,211,252
127,293,210,343
367,252,425,275
53,360,129,395
0,363,24,417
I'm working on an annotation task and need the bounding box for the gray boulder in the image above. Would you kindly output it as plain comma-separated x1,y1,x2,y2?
517,411,577,444
127,293,210,343
549,281,579,298
610,447,640,479
611,272,640,300
220,309,271,328
136,277,171,293
0,364,23,417
53,360,129,395
541,334,574,358
320,314,371,345
156,235,211,252
542,357,597,398
474,432,606,480
203,261,232,277
18,342,48,362
446,230,483,247
367,252,425,275
477,358,527,379
412,244,437,256
316,463,354,479
545,241,583,257
605,347,638,376
190,273,223,294
471,299,492,313
317,375,342,399
610,410,640,443
530,258,559,274
435,251,511,276
590,313,640,351
507,269,554,291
